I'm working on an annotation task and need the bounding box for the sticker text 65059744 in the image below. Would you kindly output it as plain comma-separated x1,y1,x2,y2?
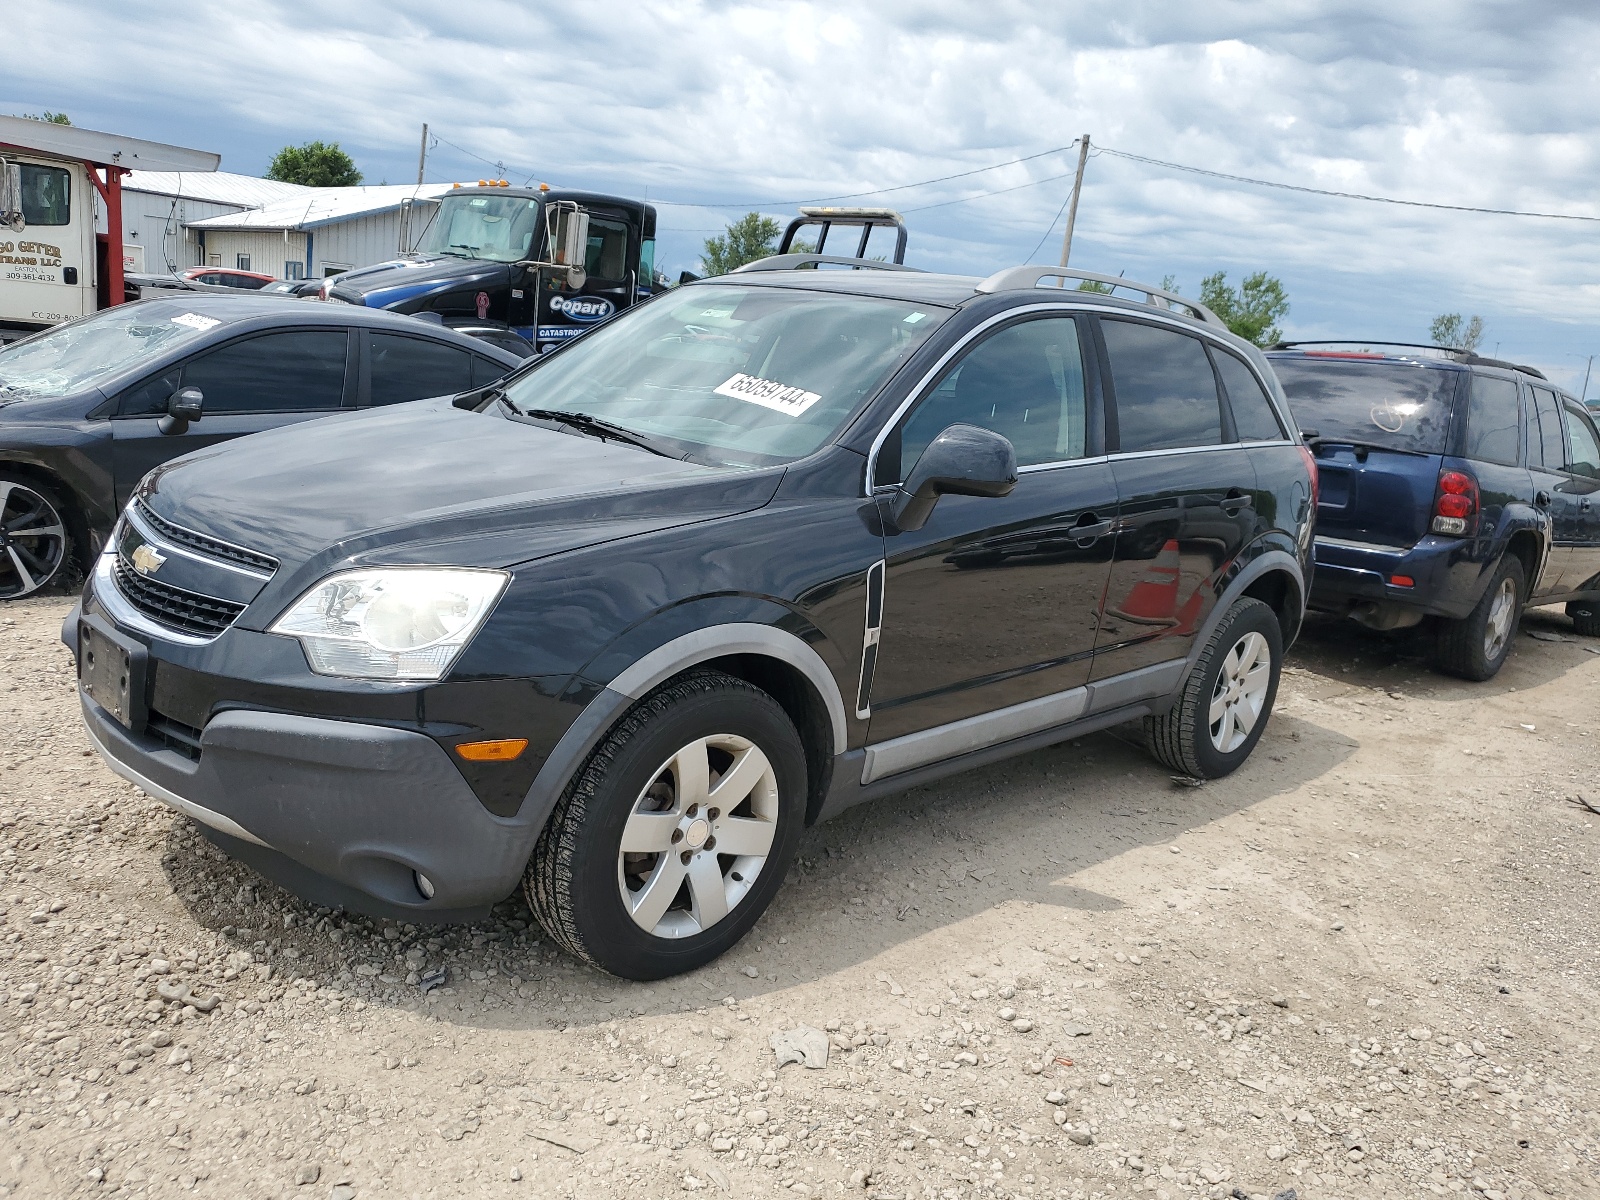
712,373,822,417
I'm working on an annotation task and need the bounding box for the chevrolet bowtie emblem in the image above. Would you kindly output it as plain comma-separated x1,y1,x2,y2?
130,544,167,575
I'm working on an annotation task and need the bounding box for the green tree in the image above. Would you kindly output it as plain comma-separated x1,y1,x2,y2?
266,140,363,187
700,212,782,276
1429,313,1484,354
1199,271,1289,347
1076,278,1114,293
18,111,71,125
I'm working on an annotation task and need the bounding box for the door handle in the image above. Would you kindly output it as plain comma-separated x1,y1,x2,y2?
1070,513,1113,544
1220,489,1251,515
1535,490,1553,509
1582,497,1593,511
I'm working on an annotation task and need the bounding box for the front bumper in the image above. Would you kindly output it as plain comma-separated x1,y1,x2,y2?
80,690,537,921
1309,535,1492,621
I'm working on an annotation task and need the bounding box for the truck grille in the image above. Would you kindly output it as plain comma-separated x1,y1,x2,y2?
111,557,246,638
133,500,279,575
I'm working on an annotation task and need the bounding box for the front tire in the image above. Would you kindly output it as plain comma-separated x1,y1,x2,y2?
525,670,807,980
0,474,74,600
1432,556,1524,681
1146,596,1283,779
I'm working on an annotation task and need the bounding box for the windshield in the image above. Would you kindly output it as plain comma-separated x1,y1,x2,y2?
1271,357,1459,453
500,285,947,465
417,194,541,263
0,306,220,399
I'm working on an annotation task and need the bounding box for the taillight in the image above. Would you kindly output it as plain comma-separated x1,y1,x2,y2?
1432,469,1479,536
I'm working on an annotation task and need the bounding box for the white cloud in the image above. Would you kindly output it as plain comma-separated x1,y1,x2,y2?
7,1,1600,386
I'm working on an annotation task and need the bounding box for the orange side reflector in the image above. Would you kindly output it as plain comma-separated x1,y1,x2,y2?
455,738,529,762
1389,575,1415,588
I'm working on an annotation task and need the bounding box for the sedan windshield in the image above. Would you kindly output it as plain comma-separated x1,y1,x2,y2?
500,285,947,465
0,306,219,399
416,194,542,263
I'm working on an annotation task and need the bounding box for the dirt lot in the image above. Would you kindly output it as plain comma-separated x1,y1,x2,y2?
0,595,1597,1200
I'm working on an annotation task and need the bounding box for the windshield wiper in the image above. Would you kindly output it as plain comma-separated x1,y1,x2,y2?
448,243,480,259
1305,435,1429,458
519,408,681,459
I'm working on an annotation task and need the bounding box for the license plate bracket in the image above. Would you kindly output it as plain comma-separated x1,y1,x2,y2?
78,616,148,734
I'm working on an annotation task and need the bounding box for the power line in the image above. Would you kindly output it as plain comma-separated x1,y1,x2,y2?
1094,146,1600,224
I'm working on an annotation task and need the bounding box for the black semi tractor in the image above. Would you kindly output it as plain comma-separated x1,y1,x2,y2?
320,184,662,356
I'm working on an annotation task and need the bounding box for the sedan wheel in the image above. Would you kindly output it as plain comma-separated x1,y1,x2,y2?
0,477,71,600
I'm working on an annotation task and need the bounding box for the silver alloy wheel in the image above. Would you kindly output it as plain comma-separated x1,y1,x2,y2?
1483,575,1517,661
617,733,780,939
0,481,67,600
1208,630,1272,754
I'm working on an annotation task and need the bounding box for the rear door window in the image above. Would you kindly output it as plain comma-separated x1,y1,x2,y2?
1212,350,1284,441
1101,319,1222,453
182,330,349,413
1463,375,1521,466
1529,386,1567,469
1270,358,1457,453
368,333,473,405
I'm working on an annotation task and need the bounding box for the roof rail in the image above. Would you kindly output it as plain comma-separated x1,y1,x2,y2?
732,254,922,274
975,267,1225,329
1272,340,1548,380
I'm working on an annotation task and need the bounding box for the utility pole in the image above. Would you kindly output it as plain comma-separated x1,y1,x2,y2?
1582,354,1594,404
416,123,429,185
1059,134,1091,268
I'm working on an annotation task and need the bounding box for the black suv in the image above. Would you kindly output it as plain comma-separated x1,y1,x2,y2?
69,263,1313,979
1268,343,1600,679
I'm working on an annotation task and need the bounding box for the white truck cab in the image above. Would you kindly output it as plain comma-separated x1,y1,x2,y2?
0,115,217,341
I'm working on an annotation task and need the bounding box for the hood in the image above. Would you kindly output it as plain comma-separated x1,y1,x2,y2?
139,400,783,589
330,255,512,311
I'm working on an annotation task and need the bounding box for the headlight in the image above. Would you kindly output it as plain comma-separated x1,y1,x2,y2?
270,568,508,681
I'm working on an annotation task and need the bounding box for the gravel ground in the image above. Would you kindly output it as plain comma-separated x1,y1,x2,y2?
0,595,1598,1200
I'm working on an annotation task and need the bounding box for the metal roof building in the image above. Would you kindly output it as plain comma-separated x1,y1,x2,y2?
114,171,314,276
186,183,454,280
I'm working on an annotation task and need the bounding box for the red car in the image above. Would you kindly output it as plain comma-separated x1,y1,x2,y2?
181,267,276,290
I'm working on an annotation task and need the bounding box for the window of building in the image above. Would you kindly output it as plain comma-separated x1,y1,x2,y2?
235,254,252,272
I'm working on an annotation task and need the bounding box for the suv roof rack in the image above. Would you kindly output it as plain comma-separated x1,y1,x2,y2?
1272,340,1547,380
733,254,922,274
975,267,1226,330
779,208,909,264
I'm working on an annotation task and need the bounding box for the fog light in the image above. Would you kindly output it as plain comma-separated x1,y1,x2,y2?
414,871,436,900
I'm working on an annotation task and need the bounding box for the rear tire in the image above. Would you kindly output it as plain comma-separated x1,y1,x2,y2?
525,670,806,980
0,473,75,600
1569,599,1600,639
1146,596,1283,779
1432,556,1523,681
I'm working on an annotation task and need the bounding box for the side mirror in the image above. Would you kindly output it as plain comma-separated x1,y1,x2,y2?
890,423,1017,532
546,202,591,289
0,159,23,233
159,387,204,436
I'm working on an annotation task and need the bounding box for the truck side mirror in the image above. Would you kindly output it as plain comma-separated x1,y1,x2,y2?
0,160,23,233
547,203,591,289
889,423,1017,532
159,387,204,436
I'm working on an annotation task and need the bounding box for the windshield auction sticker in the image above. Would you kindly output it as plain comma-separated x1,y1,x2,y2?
713,373,822,417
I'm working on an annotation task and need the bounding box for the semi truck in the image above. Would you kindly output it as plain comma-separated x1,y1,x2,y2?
0,114,219,342
317,183,662,355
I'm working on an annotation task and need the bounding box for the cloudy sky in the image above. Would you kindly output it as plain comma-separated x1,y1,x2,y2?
6,1,1599,390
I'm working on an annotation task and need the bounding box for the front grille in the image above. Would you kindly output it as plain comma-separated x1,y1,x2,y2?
133,501,279,575
112,557,246,638
147,709,203,762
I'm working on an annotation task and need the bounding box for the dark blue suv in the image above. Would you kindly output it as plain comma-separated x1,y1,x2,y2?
1269,343,1600,679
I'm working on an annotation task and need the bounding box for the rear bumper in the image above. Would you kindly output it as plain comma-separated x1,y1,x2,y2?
80,693,538,922
1310,535,1493,620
